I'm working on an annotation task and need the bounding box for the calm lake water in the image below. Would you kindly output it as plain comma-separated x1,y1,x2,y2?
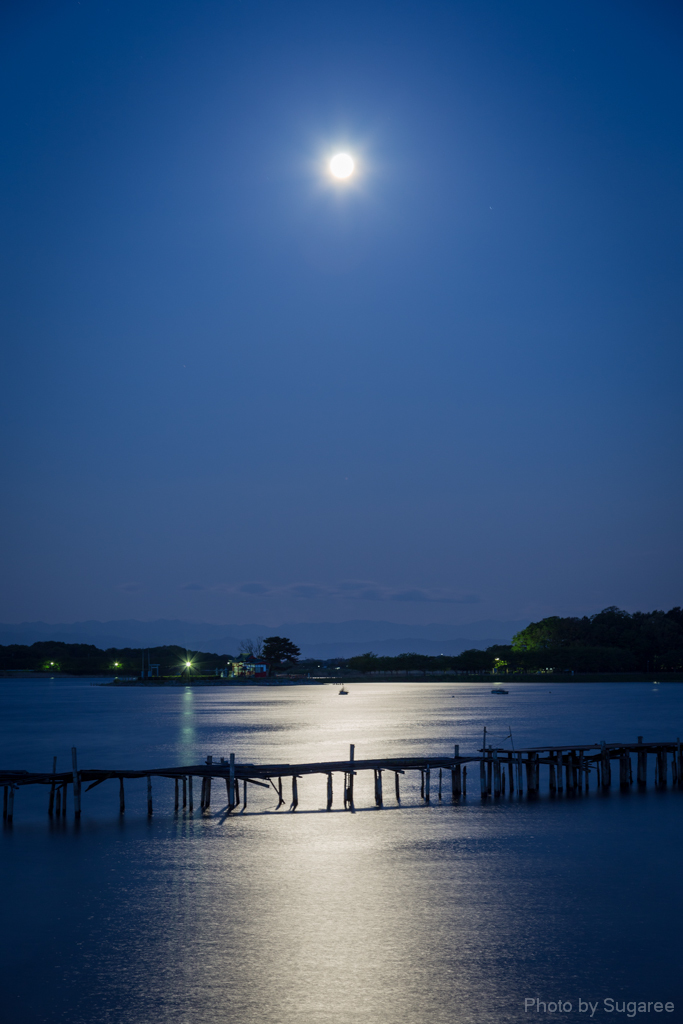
1,678,682,1024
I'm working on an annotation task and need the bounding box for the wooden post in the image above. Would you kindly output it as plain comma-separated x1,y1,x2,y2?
507,753,514,794
438,768,442,801
636,738,646,785
656,748,667,787
174,778,179,811
491,753,501,798
671,755,677,786
72,747,81,819
147,776,153,816
348,744,355,809
549,752,556,793
326,773,333,810
200,777,207,810
7,785,14,822
62,781,67,816
486,749,492,795
420,769,425,800
425,766,431,803
242,780,247,810
48,756,57,815
452,744,461,798
619,753,629,789
119,777,125,814
517,752,524,793
189,775,193,812
2,786,7,820
480,756,487,797
565,752,573,792
291,776,298,811
182,776,187,808
55,785,61,817
277,776,284,809
525,756,534,792
374,769,383,807
394,771,401,805
205,755,212,810
601,741,611,787
556,750,563,792
501,768,506,794
229,752,235,808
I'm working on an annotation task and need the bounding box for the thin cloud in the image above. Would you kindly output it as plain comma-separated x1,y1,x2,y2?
238,583,271,594
210,580,482,604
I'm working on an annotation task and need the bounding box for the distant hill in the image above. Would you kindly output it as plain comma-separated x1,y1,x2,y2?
0,618,530,658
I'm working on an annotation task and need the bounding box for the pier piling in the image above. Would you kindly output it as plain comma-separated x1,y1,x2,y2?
656,748,667,787
374,769,383,807
452,745,461,798
637,738,647,786
72,748,81,819
48,757,57,815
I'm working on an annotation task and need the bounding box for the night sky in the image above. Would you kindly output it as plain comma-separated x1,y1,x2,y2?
2,0,682,627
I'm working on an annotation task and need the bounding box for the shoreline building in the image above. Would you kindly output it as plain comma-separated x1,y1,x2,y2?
225,653,269,680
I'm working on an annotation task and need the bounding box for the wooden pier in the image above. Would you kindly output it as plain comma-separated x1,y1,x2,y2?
2,738,682,822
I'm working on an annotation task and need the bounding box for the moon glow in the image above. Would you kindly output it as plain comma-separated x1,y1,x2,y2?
330,153,355,179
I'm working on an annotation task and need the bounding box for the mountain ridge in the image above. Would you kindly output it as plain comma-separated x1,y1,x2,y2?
0,618,529,658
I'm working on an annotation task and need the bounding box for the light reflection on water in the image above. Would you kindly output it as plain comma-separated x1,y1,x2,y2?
1,680,682,1024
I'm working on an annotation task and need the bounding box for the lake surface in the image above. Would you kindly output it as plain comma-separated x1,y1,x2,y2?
1,678,682,1024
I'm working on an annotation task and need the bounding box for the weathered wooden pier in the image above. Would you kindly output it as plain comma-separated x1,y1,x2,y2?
2,738,682,822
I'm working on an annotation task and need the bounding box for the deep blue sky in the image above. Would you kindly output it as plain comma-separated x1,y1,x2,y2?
1,0,682,626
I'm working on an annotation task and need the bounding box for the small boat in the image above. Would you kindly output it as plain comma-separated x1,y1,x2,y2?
338,687,349,695
491,688,509,694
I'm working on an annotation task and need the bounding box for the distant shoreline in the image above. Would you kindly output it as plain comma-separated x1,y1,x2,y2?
1,670,681,685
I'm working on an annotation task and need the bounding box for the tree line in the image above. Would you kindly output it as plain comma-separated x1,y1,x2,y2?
1,608,682,676
344,606,683,674
0,636,302,676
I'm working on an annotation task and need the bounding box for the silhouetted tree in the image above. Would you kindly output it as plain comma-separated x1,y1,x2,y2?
262,636,300,666
239,637,264,657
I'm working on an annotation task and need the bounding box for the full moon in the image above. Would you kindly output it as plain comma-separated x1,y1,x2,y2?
330,153,355,179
